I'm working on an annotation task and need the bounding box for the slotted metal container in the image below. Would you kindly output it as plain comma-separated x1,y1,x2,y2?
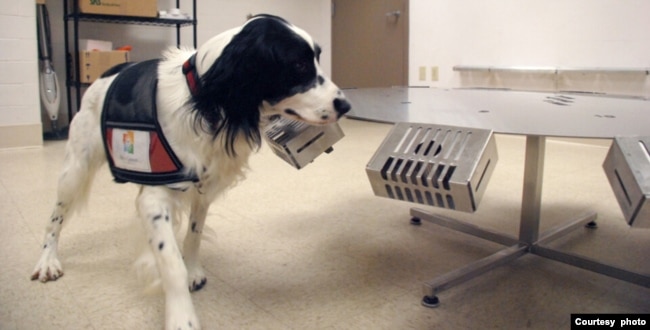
263,116,344,169
366,122,498,213
603,136,650,228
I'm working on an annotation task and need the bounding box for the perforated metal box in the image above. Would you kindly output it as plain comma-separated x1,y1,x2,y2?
366,123,498,213
263,117,344,170
603,136,650,228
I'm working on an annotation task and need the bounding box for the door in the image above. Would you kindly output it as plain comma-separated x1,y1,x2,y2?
332,0,408,88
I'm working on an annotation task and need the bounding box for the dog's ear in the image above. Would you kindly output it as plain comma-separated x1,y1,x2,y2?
190,31,270,156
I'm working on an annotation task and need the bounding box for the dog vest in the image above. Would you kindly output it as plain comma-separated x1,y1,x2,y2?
101,59,199,186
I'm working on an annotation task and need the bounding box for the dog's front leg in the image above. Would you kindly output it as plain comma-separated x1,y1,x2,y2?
137,186,200,330
183,197,208,292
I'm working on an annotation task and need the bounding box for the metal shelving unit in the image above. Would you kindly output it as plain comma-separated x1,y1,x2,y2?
63,0,197,122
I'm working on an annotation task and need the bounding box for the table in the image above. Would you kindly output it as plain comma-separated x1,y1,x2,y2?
344,87,650,307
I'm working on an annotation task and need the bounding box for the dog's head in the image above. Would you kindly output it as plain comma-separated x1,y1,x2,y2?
188,14,350,154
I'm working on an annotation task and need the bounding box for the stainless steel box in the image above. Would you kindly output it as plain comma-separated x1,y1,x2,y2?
366,123,498,213
603,136,650,228
263,117,344,169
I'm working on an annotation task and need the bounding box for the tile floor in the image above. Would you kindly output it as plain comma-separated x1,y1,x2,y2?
0,118,648,329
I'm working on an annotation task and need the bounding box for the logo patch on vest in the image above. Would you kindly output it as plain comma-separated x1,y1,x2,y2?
111,129,152,172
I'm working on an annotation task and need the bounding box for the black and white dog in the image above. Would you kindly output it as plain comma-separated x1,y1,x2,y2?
31,15,350,329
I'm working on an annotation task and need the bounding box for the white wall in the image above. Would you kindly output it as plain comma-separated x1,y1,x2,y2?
409,0,650,96
0,0,42,148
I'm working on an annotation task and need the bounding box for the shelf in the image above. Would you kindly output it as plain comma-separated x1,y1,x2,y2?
558,67,650,74
453,65,650,75
66,13,194,27
454,65,556,74
66,80,90,88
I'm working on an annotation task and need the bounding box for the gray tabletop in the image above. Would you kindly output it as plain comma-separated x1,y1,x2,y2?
344,87,650,138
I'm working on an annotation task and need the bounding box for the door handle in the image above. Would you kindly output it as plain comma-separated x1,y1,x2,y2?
386,10,401,18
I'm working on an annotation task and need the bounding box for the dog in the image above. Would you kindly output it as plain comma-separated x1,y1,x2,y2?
31,14,350,329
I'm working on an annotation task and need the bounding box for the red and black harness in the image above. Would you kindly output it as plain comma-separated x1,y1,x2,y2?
101,57,201,186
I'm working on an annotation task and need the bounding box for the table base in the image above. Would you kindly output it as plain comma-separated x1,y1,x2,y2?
411,208,650,307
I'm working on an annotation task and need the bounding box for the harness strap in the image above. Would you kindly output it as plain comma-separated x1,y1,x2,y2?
182,53,201,96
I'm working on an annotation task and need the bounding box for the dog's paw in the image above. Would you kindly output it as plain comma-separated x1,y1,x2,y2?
189,277,207,292
31,257,64,282
187,266,207,292
166,297,201,330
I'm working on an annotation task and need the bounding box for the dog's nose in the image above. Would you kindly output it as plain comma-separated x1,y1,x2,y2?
333,98,351,117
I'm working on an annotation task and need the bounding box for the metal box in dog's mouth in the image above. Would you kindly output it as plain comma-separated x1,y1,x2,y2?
366,122,498,213
263,117,344,169
603,136,650,228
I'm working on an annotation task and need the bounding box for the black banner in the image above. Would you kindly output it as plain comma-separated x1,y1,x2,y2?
571,314,649,329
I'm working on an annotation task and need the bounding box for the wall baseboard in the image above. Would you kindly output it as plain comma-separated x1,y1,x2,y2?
0,124,43,149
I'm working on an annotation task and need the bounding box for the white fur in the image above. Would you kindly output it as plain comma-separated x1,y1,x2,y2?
31,17,348,330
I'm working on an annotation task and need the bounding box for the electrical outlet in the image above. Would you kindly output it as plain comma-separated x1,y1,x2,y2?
431,66,439,81
419,66,426,81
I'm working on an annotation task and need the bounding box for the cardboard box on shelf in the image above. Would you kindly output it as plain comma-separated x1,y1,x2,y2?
78,0,157,18
78,50,130,83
